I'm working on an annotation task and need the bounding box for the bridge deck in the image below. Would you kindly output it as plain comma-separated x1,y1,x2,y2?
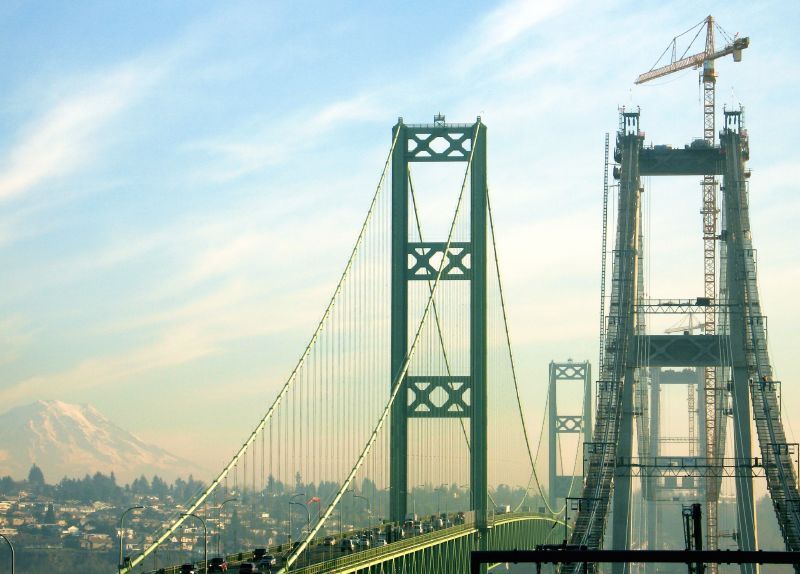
146,513,563,574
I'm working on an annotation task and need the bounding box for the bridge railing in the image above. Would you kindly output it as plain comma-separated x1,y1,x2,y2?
289,512,559,574
141,518,440,574
290,519,479,574
143,512,560,574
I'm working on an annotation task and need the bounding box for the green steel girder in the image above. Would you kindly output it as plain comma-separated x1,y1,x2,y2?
407,242,472,280
406,375,471,418
403,124,475,162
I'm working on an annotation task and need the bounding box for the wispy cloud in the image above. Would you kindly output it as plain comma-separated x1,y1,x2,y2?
477,0,567,54
187,93,386,183
451,0,571,73
0,316,35,367
0,61,167,202
0,326,217,407
0,274,330,406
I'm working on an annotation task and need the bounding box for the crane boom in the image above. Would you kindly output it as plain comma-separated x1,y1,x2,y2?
635,37,749,85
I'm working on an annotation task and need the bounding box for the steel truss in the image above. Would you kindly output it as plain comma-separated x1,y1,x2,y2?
566,108,800,574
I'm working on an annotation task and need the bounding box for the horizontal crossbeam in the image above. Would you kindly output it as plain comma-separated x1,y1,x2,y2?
635,298,719,314
659,436,695,443
657,369,700,385
556,415,584,433
553,363,588,380
638,145,724,176
406,375,471,418
403,125,474,162
407,242,472,280
617,456,779,478
630,335,728,366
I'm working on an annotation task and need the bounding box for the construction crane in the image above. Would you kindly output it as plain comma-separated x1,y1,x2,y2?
635,16,749,568
664,313,703,335
635,25,749,86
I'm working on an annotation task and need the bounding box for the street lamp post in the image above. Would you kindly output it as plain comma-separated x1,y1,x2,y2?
181,513,207,574
459,483,471,512
289,498,310,566
217,498,238,557
352,493,370,532
288,492,306,547
0,533,14,574
118,505,144,572
435,486,446,516
289,501,310,541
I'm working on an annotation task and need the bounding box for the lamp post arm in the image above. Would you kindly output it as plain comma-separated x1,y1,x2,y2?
217,498,238,556
352,494,370,531
118,505,144,572
181,513,207,574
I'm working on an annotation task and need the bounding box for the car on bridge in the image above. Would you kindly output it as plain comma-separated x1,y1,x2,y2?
257,555,277,569
253,548,268,560
238,563,261,574
340,538,355,552
209,556,229,572
323,535,336,546
387,525,405,541
180,564,197,574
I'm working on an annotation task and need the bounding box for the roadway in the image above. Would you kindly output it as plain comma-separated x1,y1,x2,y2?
145,510,539,574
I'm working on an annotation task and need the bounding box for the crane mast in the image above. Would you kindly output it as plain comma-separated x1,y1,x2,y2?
700,18,720,560
634,15,749,565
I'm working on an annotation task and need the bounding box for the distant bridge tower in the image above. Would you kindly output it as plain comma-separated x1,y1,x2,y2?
389,116,490,528
548,360,592,510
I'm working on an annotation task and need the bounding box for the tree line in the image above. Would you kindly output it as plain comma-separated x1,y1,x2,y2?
0,463,206,503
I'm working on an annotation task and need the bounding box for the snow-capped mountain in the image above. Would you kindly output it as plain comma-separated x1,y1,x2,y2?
0,400,204,483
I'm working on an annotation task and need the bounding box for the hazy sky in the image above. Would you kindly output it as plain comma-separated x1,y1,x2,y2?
1,0,798,476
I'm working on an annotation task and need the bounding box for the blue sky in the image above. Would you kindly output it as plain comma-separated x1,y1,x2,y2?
1,0,798,474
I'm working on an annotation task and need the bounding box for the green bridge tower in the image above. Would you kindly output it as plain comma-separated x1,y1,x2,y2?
389,115,489,530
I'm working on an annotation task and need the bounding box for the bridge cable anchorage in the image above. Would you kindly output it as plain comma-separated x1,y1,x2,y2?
277,120,483,574
122,127,402,574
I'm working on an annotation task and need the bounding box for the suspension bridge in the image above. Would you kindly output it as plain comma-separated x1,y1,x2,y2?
120,104,800,573
121,116,568,574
